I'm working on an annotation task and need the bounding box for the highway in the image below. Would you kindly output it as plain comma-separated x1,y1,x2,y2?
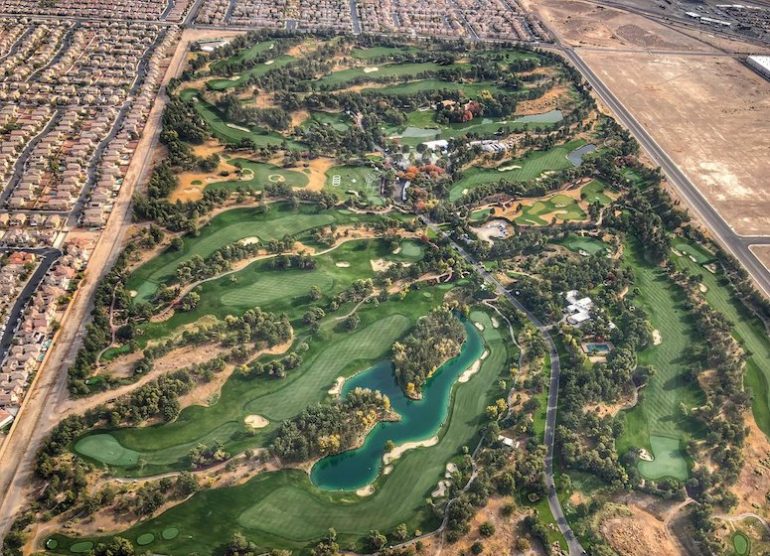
422,217,585,556
562,48,770,298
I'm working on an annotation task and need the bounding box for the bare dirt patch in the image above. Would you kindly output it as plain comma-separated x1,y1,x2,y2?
291,109,310,128
731,416,770,518
578,49,770,236
303,157,335,191
600,503,681,556
516,84,570,115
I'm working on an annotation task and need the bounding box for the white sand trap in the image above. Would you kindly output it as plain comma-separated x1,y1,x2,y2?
383,436,439,465
328,376,345,396
431,479,449,498
392,247,402,254
474,321,484,331
383,464,393,475
638,448,654,462
268,174,285,183
129,290,138,298
335,261,351,268
498,164,521,172
699,283,708,293
491,316,499,328
244,415,269,428
445,462,457,478
371,258,410,272
240,236,260,245
265,59,274,65
652,329,662,345
462,188,469,195
458,360,481,384
226,123,251,132
356,485,375,497
363,66,379,73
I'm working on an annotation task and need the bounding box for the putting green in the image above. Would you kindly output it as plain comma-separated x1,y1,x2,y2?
136,533,155,546
733,532,749,555
74,434,140,467
560,235,607,256
69,541,93,553
637,435,689,480
45,538,58,549
162,527,179,540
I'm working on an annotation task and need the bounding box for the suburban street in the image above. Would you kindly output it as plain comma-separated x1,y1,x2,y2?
561,48,770,297
421,217,585,556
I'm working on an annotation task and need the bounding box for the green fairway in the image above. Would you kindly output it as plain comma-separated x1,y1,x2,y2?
206,159,309,193
56,311,513,552
672,242,770,437
514,194,585,226
618,245,705,480
637,435,689,480
210,40,277,72
179,91,300,149
303,111,350,131
581,180,612,205
74,434,140,467
207,55,295,90
560,235,607,256
314,62,464,88
672,240,714,264
373,79,507,97
127,204,357,303
450,140,586,201
325,165,384,205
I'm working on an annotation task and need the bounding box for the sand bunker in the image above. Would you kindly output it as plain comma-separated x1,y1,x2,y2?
699,283,708,293
240,237,260,245
383,464,393,475
328,376,345,396
652,329,662,345
498,164,522,172
445,462,457,477
383,436,439,465
431,479,450,498
335,262,351,268
244,415,269,429
638,448,654,462
491,316,500,328
356,485,374,497
363,66,379,73
474,321,484,331
458,350,489,383
371,258,410,272
226,123,251,132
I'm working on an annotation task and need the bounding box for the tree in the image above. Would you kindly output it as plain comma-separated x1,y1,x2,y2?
93,537,136,556
366,530,387,551
309,285,322,300
479,521,495,537
171,237,184,251
393,522,409,541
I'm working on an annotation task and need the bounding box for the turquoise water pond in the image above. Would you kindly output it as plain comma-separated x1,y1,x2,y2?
310,318,484,490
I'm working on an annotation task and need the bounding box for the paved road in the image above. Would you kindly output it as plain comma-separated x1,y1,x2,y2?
349,0,361,35
422,217,585,556
562,48,770,297
0,247,61,362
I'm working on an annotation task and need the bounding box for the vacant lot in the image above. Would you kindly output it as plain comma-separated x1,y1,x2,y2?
579,51,770,236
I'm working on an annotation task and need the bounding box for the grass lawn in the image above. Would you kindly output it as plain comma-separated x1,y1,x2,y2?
303,110,350,132
559,235,607,256
57,309,513,552
672,240,714,264
325,165,384,205
205,159,309,193
210,40,277,72
617,244,705,480
450,140,586,201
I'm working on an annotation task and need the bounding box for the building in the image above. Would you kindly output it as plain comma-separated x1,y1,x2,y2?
564,290,594,326
747,55,770,81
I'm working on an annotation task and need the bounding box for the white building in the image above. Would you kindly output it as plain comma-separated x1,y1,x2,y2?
747,55,770,81
565,290,594,326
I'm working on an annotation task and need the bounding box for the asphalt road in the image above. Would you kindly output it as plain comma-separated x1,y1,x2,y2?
422,217,585,556
0,247,61,362
562,48,770,297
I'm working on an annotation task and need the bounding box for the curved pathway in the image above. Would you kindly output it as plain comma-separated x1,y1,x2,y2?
422,216,585,556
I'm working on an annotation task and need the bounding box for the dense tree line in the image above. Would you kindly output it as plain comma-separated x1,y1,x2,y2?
272,388,393,462
393,306,466,397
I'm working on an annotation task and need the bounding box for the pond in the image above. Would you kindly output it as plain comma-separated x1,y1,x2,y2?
513,109,563,124
310,318,484,491
567,143,597,166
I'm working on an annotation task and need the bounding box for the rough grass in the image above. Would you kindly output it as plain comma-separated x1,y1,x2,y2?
207,55,295,90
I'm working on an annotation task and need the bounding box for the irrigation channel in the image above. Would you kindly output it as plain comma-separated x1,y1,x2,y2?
311,319,484,490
